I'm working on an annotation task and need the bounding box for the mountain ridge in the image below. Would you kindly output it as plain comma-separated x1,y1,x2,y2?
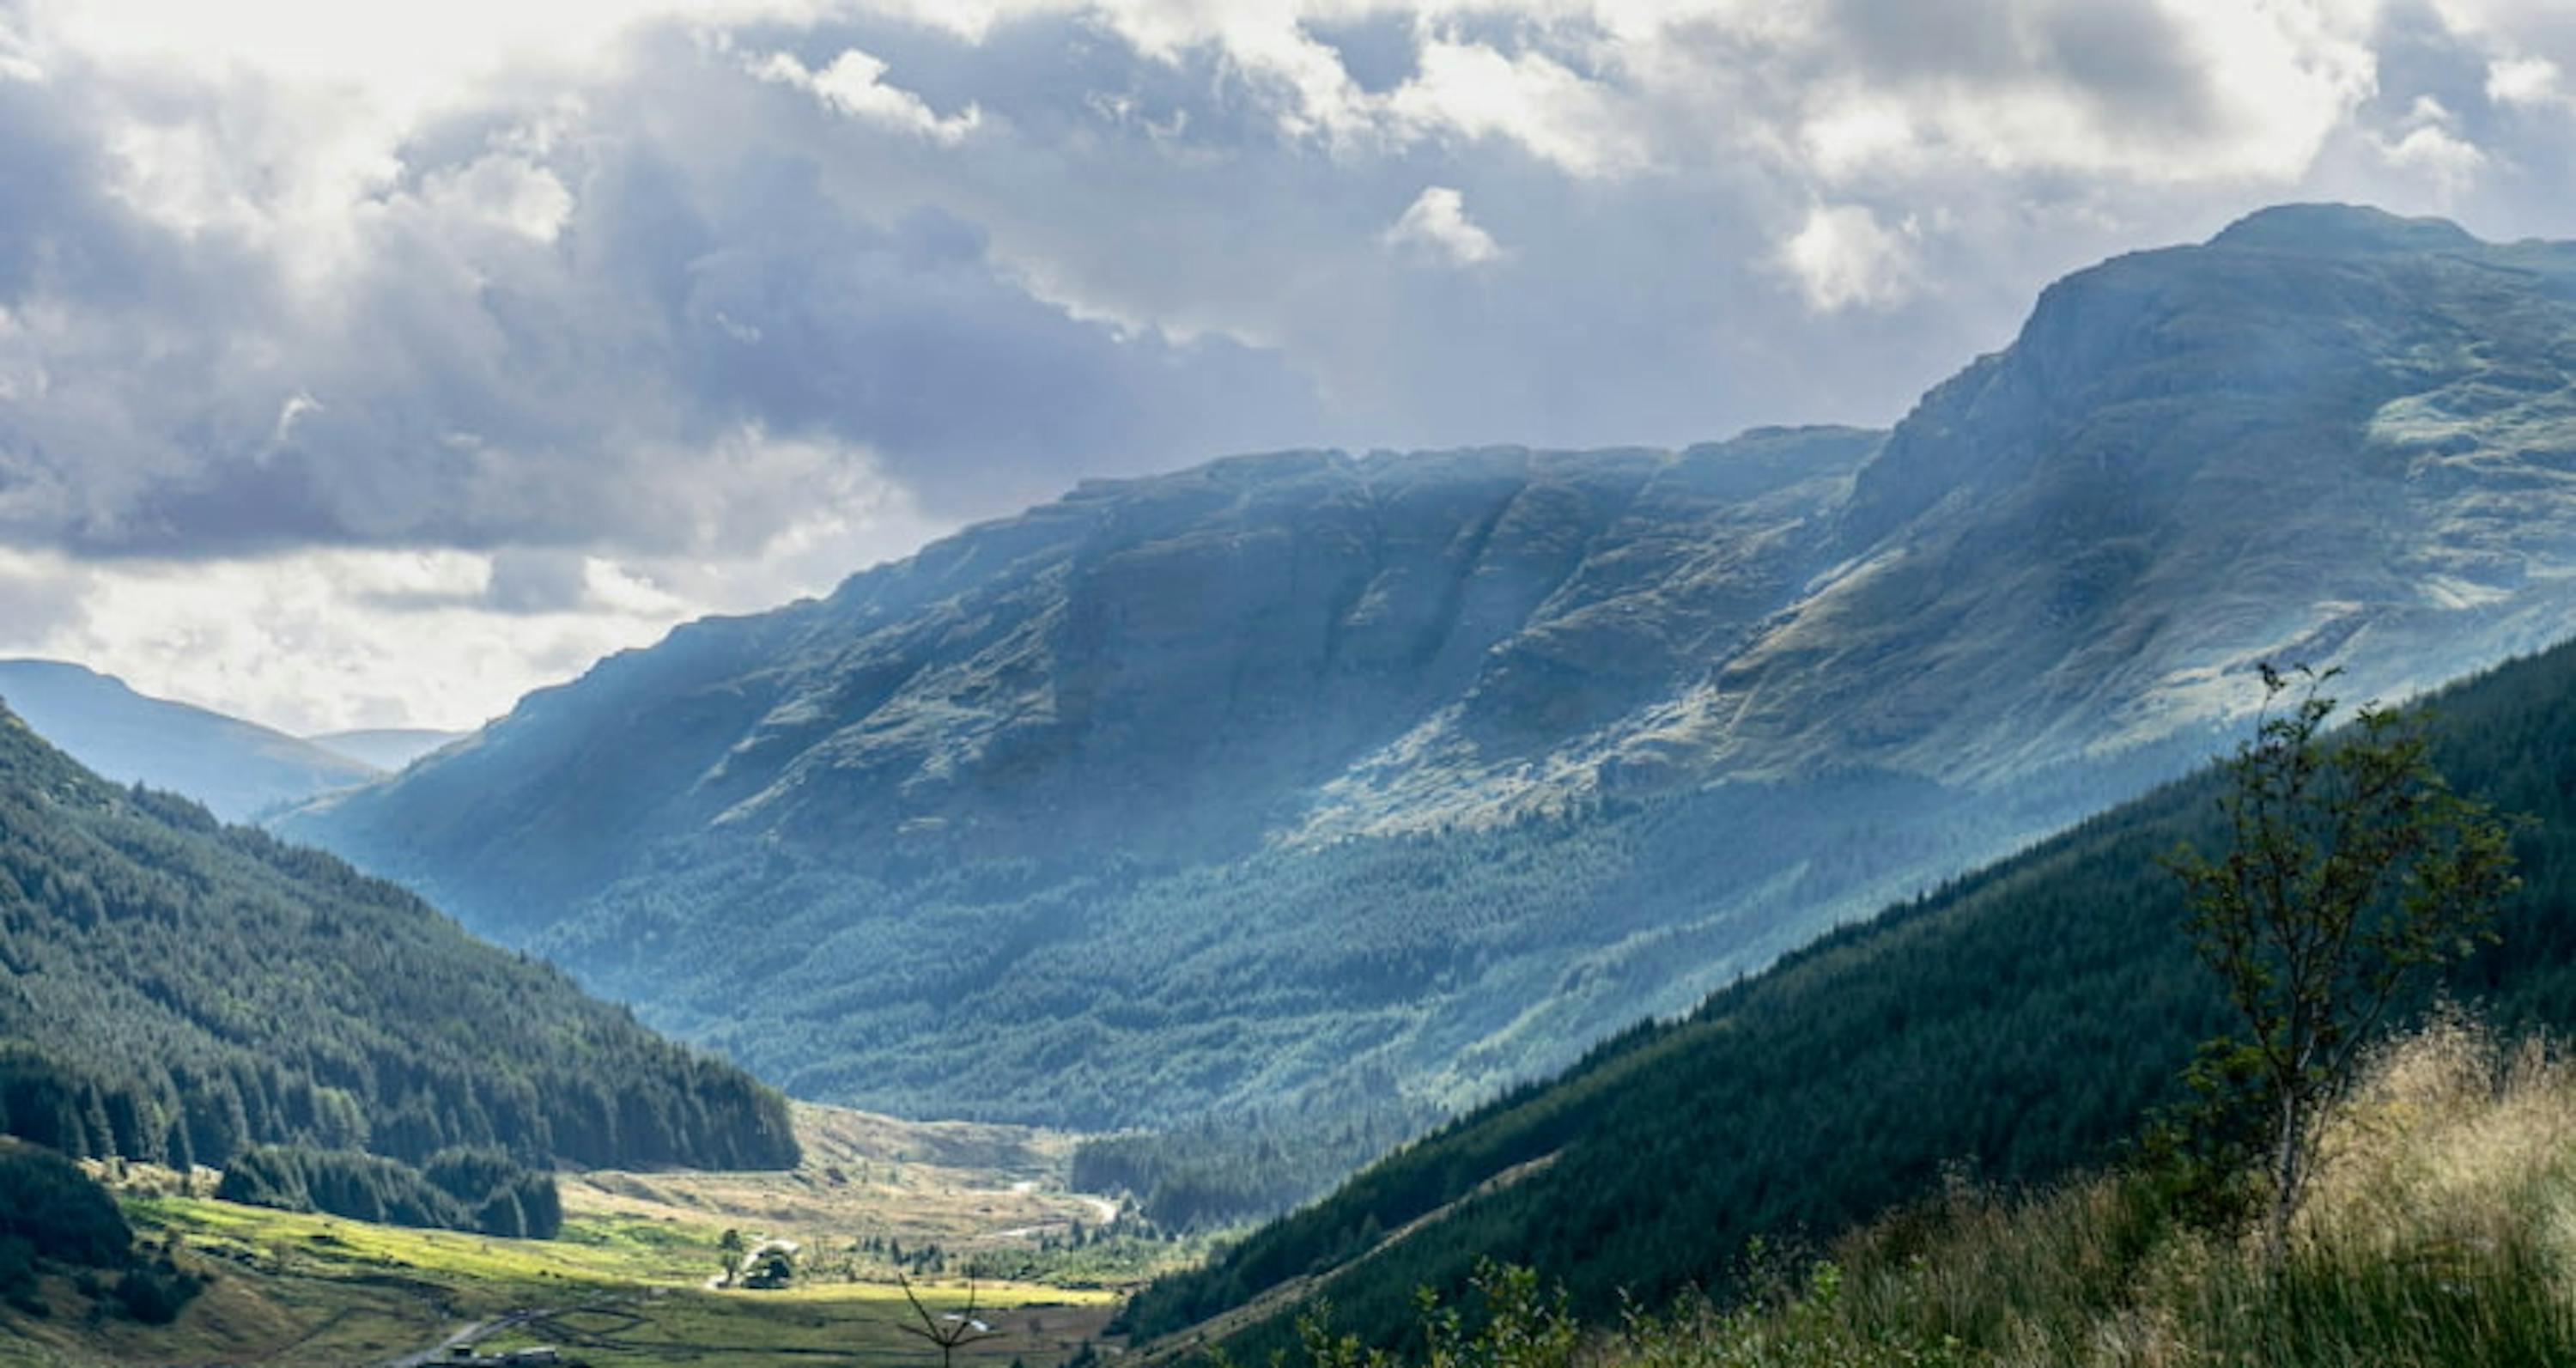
278,204,2576,1138
0,660,380,821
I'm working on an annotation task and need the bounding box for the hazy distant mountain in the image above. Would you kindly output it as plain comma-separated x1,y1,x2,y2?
0,660,379,821
281,205,2576,1134
307,727,470,772
0,700,798,1173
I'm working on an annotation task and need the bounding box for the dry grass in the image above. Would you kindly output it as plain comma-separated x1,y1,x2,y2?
1595,1017,2576,1368
560,1099,1115,1253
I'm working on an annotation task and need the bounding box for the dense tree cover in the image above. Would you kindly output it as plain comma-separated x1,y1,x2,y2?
0,1140,200,1323
216,1144,562,1238
1072,1092,1439,1230
0,705,798,1178
0,1140,132,1268
1121,636,2576,1357
550,765,2118,1139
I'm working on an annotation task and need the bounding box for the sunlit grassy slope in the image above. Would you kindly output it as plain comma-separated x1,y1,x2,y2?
0,1101,1140,1367
1584,1018,2576,1367
0,1196,1121,1368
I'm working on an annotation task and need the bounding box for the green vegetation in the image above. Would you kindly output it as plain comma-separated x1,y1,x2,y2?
0,1140,133,1314
216,1143,563,1238
1122,633,2576,1358
1073,1091,1442,1230
2164,664,2517,1259
559,767,2057,1134
1230,1025,2576,1368
0,1140,203,1325
0,702,797,1184
0,1191,1126,1368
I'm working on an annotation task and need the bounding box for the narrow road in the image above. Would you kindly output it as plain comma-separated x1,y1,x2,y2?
378,1305,552,1367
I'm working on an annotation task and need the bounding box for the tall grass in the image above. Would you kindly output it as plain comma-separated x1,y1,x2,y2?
1291,1018,2576,1368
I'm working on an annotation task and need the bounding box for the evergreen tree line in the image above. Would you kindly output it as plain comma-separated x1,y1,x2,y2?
1072,1090,1439,1230
214,1143,563,1238
0,1139,200,1322
544,759,2134,1146
0,705,799,1233
1118,635,2576,1358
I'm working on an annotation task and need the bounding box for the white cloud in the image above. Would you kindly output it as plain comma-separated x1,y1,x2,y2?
756,46,983,144
1781,203,1922,313
9,0,2576,734
419,154,577,242
2375,96,2489,202
1388,33,1648,178
2488,55,2567,109
0,442,947,733
1384,185,1503,265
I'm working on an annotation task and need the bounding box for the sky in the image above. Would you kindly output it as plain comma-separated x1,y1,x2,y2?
3,0,2575,733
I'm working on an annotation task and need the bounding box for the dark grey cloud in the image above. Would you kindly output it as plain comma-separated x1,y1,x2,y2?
0,23,1329,562
3,0,2575,584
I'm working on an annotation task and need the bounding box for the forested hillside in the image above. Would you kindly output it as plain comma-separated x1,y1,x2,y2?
0,660,379,822
1121,634,2576,1357
282,207,2576,1179
0,702,799,1175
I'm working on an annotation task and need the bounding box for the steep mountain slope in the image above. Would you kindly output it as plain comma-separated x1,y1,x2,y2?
306,728,468,771
0,702,798,1172
1122,634,2576,1359
283,205,2576,1133
0,660,380,821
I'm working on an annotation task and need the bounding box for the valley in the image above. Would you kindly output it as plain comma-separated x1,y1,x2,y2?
272,206,2576,1212
15,204,2576,1367
3,1103,1144,1368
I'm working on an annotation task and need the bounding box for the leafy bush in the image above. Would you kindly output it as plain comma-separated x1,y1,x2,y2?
110,1259,204,1325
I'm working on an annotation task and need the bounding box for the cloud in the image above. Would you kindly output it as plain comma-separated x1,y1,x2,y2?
1384,185,1502,265
754,46,983,144
1388,33,1647,177
8,0,2576,727
2487,54,2566,107
0,467,947,733
2374,96,2488,201
1782,203,1922,312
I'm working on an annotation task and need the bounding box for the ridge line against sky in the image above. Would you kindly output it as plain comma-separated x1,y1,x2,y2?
0,0,2572,733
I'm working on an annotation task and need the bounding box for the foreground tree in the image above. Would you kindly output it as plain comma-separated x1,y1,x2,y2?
2166,664,2518,1263
890,1274,999,1368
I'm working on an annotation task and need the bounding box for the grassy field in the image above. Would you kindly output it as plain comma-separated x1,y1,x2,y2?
0,1101,1144,1367
560,1101,1115,1251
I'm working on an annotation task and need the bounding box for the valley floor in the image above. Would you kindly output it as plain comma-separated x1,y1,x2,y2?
0,1102,1163,1368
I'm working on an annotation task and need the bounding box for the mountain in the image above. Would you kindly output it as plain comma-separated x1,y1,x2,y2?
0,660,380,821
1119,632,2576,1358
0,701,799,1174
279,204,2576,1137
306,728,469,772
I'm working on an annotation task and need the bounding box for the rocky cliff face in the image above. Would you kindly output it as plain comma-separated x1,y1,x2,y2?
279,205,2576,1128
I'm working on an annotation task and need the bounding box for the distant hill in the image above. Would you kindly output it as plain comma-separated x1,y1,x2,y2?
1118,635,2576,1356
280,204,2576,1141
305,727,469,772
0,700,799,1174
0,660,378,821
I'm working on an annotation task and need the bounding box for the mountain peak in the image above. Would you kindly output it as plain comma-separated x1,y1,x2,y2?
2208,203,2479,256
